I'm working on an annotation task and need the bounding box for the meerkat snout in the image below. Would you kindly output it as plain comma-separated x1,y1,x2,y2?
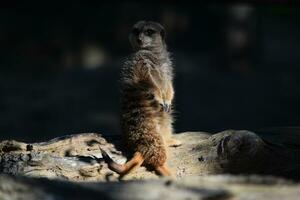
137,38,143,45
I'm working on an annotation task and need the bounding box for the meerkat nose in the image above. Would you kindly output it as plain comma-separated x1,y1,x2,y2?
137,38,142,45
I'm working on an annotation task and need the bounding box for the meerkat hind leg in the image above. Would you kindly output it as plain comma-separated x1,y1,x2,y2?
120,152,144,175
101,149,144,175
119,154,144,179
155,164,172,176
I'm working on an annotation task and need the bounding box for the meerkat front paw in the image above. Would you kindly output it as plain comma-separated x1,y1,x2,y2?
164,100,172,113
160,102,171,112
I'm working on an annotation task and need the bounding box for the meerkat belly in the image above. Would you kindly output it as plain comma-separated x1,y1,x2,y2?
121,89,167,167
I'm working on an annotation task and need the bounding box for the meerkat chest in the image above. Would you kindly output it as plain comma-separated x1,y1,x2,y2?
159,62,172,86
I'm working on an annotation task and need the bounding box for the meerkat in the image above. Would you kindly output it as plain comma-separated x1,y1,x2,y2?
101,21,181,177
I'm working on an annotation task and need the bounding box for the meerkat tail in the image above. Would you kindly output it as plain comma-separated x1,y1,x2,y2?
100,148,144,175
155,165,172,176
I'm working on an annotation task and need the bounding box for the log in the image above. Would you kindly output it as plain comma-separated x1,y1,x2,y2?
0,130,300,181
0,133,123,181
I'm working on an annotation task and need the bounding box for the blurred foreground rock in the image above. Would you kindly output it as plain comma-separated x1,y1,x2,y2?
1,174,300,200
1,130,300,199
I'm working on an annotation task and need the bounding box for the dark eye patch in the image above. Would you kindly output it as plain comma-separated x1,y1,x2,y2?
132,28,140,35
145,29,156,36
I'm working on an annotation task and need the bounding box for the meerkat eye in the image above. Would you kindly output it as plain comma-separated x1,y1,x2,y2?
145,29,155,36
132,28,139,35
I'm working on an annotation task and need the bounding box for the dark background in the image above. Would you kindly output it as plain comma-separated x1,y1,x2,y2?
0,3,299,142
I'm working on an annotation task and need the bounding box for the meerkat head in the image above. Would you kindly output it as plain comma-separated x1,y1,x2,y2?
129,21,166,52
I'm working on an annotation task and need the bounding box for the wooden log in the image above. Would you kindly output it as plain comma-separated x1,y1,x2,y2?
0,130,300,181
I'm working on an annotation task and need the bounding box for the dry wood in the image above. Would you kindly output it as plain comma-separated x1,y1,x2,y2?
0,130,300,181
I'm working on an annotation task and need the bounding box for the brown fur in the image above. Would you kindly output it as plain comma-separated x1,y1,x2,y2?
101,21,181,177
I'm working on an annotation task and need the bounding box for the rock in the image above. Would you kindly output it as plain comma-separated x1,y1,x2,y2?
0,133,121,181
1,130,300,199
1,174,300,200
1,130,300,181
